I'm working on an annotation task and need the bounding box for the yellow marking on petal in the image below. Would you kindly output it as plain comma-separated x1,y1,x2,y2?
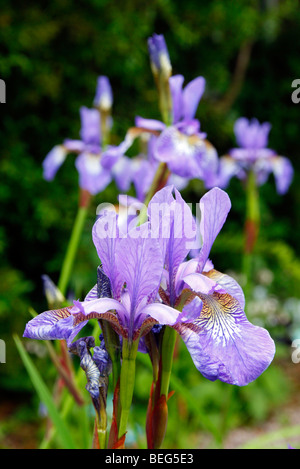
194,292,243,346
51,307,72,320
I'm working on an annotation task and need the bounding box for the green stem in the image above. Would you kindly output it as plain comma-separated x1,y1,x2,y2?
58,205,89,297
118,339,139,439
158,77,172,127
245,169,260,234
160,327,177,397
97,390,108,449
243,170,260,307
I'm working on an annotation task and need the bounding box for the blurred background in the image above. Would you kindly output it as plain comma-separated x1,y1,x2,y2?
0,0,300,449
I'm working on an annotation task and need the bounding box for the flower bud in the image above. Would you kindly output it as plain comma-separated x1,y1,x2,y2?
148,34,172,79
94,76,113,111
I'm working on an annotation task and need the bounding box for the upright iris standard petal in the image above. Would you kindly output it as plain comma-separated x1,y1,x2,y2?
114,234,164,320
148,186,196,271
169,75,185,123
234,118,271,150
197,187,231,272
182,76,206,122
79,107,101,146
148,186,197,308
92,210,123,299
177,291,275,386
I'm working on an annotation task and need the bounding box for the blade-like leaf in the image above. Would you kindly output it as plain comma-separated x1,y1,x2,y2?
14,334,76,449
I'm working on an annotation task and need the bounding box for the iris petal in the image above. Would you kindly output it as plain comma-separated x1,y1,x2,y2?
197,187,231,273
182,76,205,121
23,308,74,341
178,291,275,386
204,269,245,310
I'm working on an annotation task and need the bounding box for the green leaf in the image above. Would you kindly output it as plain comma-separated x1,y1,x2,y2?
14,334,76,449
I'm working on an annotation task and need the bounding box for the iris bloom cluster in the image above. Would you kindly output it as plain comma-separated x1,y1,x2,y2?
24,186,275,387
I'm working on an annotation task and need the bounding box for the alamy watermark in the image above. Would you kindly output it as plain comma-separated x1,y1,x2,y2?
291,79,300,104
95,196,200,250
291,339,300,364
0,79,6,103
0,339,6,363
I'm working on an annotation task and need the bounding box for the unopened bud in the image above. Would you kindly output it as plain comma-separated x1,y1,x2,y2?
148,34,172,79
94,76,113,111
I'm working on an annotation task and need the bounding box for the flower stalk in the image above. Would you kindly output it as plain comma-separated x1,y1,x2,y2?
58,192,91,297
243,169,260,305
159,326,177,398
118,338,139,440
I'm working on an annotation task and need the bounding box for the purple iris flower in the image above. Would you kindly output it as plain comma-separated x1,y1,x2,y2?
210,117,293,194
147,186,275,386
135,73,218,183
24,186,275,386
23,210,189,346
42,77,133,195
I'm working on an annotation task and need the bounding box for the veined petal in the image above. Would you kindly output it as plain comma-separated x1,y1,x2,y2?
148,186,196,305
114,236,164,317
204,269,245,309
92,211,123,298
23,308,74,341
85,284,98,302
182,76,205,121
178,296,203,323
177,291,275,386
197,187,231,272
